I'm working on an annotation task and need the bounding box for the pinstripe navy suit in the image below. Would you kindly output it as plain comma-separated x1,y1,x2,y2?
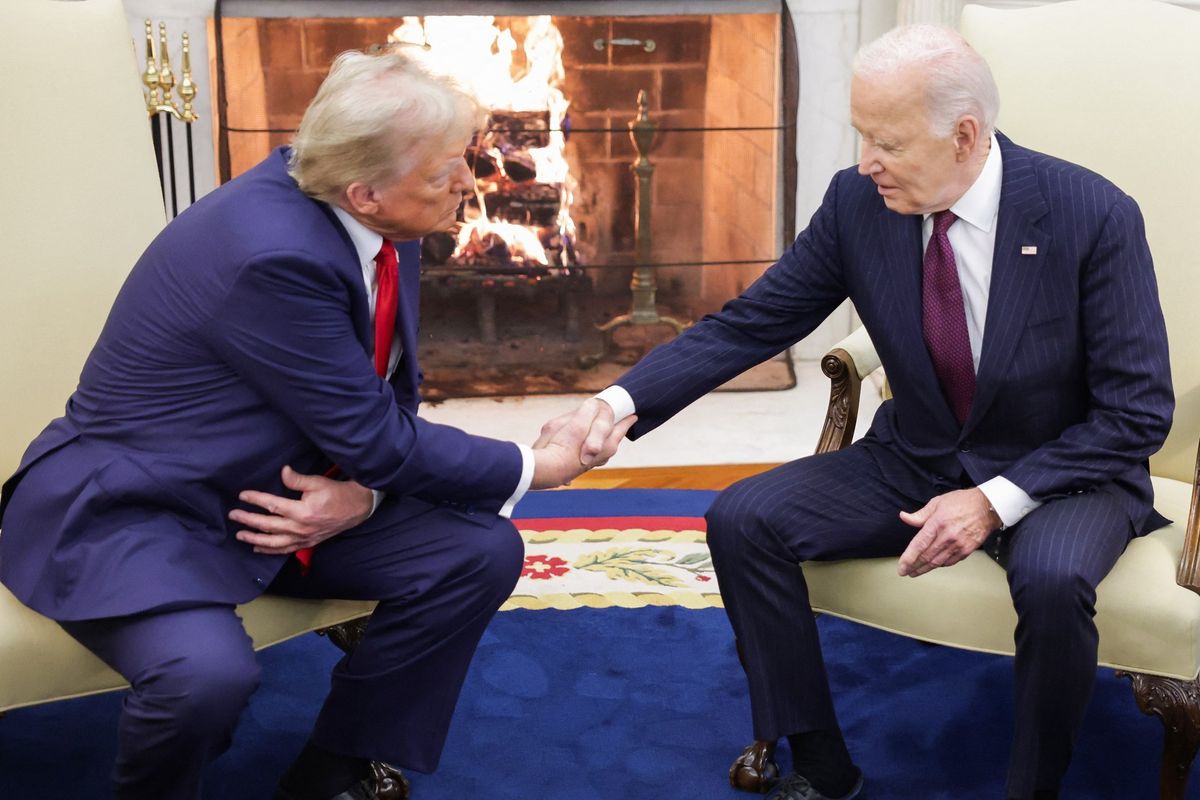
615,134,1173,797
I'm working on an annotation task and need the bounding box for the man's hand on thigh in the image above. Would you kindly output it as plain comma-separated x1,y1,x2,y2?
230,465,374,555
896,488,1002,577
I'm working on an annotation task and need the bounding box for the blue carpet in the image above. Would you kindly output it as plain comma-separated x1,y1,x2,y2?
0,489,1187,799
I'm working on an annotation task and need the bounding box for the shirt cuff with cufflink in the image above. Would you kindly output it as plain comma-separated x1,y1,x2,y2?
978,476,1041,530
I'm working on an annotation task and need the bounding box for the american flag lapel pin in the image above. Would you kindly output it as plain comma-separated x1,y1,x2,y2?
1021,245,1038,255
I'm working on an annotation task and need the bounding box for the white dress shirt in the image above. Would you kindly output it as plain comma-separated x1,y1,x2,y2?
330,206,533,518
596,134,1041,528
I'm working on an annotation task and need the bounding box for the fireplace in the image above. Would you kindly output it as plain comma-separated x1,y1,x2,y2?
213,3,799,398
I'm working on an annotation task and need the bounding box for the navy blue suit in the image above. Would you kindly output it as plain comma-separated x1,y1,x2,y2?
616,135,1173,797
0,149,526,796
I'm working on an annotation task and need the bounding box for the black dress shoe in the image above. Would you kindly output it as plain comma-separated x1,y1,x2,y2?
767,770,864,800
273,762,410,800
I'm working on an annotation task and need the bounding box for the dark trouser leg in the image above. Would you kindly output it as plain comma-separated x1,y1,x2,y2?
269,498,524,773
1002,491,1134,800
704,443,933,742
59,606,261,800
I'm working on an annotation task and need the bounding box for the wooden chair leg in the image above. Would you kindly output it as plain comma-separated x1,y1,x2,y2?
730,638,781,791
730,740,780,793
1120,671,1200,799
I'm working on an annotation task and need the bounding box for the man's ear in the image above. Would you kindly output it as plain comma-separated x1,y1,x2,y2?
343,182,378,215
953,116,982,161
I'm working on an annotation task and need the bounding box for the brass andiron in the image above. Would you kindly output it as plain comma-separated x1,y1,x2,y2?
142,20,200,215
582,90,688,367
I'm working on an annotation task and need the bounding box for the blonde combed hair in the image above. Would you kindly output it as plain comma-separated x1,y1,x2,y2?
854,24,1000,139
289,50,486,203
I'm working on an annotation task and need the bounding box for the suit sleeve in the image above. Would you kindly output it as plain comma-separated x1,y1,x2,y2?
202,249,524,513
1001,194,1173,499
618,173,851,438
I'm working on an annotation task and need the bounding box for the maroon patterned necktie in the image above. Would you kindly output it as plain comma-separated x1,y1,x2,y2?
922,210,975,425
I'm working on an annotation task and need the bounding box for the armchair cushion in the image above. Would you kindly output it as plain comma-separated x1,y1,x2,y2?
805,477,1199,680
0,581,375,712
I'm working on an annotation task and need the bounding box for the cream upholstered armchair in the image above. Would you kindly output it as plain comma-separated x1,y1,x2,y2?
0,0,374,726
728,1,1200,797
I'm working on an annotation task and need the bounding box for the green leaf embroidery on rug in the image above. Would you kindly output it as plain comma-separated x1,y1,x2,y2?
573,548,686,587
671,552,713,569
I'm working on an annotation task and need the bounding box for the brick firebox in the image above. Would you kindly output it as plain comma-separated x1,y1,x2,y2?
217,11,790,316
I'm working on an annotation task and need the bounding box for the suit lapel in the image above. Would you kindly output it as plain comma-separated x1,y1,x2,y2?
314,198,374,351
876,209,925,347
965,135,1050,431
389,239,422,402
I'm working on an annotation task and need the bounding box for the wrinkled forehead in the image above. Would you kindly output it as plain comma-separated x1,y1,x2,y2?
388,126,473,178
850,68,930,132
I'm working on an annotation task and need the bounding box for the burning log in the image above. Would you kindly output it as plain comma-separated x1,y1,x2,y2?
455,228,514,268
421,231,457,266
501,150,537,182
488,110,551,150
478,181,562,227
465,145,499,179
447,219,568,272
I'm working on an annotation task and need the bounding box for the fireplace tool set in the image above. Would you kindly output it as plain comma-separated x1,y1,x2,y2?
141,20,199,219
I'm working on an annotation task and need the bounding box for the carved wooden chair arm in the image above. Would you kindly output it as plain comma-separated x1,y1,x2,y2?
1174,439,1200,595
815,326,881,456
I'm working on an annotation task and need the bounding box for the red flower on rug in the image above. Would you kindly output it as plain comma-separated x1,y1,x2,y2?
522,555,570,580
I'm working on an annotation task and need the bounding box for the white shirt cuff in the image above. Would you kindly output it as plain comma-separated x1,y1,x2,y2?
368,490,385,517
498,443,535,519
978,477,1041,529
594,385,636,422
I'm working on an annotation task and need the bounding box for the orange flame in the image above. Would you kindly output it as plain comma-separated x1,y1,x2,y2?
390,16,576,269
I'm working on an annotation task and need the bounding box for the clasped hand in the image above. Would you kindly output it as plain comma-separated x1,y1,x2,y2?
230,401,635,552
896,487,1002,577
230,465,373,555
530,398,635,490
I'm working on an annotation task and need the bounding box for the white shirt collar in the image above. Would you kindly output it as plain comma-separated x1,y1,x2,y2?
946,133,1002,234
330,204,384,268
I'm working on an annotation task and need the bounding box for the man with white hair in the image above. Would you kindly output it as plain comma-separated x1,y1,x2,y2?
0,51,630,800
547,24,1173,799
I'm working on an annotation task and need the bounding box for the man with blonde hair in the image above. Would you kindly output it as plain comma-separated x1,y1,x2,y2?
0,51,629,800
547,24,1172,799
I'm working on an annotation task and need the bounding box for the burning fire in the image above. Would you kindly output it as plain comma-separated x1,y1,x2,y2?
390,16,577,271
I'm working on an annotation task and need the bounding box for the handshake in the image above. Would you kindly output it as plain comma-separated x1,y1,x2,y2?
529,398,637,490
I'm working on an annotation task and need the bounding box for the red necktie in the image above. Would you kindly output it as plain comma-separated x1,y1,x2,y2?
922,210,975,425
372,241,399,378
295,241,399,573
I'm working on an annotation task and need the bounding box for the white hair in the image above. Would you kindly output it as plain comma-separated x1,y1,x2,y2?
853,24,1000,138
289,50,486,203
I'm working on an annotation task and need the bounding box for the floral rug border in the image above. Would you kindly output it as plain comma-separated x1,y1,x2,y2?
502,526,723,611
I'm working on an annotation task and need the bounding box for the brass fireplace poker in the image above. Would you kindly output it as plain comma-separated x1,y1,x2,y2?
582,90,689,367
142,20,200,215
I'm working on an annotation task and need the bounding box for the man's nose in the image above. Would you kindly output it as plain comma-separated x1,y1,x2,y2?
857,146,880,176
452,159,475,191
